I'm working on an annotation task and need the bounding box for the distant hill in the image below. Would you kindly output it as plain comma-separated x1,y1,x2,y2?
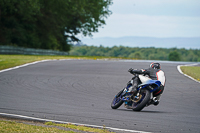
80,36,200,49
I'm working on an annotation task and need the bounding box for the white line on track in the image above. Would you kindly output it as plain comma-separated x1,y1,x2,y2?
0,112,151,133
0,60,50,73
0,59,152,133
177,63,200,83
0,59,73,73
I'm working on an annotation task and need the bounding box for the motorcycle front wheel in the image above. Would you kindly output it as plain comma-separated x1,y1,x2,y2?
111,89,124,109
132,89,150,111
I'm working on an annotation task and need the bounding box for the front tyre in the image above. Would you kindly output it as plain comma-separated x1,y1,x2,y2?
111,89,124,109
132,89,150,111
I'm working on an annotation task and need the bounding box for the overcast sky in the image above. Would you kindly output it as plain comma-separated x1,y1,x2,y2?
81,0,200,39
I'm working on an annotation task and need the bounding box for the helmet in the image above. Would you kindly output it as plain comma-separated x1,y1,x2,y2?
150,62,160,69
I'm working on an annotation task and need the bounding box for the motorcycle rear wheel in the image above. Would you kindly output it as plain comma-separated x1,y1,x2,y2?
132,89,150,111
111,89,124,109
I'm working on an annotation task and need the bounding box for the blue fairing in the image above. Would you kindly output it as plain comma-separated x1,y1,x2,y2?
138,80,161,92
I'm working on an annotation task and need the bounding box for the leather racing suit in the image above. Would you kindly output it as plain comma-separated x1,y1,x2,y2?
128,67,166,101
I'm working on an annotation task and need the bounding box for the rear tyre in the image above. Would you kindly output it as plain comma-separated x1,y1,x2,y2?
132,89,150,111
111,89,124,109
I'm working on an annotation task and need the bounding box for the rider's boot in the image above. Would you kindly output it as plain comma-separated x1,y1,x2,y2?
147,97,159,106
146,97,159,106
152,97,159,106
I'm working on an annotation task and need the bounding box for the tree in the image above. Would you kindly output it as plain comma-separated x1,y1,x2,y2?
0,0,41,46
169,51,181,61
0,0,113,51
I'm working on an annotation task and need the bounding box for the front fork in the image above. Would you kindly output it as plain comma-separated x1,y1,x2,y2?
122,76,140,103
121,79,134,96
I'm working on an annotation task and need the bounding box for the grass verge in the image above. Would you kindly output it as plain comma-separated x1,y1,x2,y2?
0,55,128,71
0,119,113,133
180,66,200,81
0,120,69,133
45,122,111,133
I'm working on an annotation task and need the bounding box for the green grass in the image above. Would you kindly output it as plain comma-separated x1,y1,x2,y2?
0,120,73,133
0,55,67,70
0,55,124,71
180,66,200,81
45,122,112,133
0,120,113,133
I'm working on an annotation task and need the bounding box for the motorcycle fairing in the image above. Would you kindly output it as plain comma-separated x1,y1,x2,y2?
138,80,161,92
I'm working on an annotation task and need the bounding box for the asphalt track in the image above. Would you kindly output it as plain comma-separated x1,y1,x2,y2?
0,60,200,133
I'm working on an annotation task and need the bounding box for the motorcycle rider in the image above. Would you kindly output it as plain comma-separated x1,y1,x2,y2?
125,62,166,106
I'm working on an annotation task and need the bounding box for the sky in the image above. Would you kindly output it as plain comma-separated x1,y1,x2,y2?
79,0,200,39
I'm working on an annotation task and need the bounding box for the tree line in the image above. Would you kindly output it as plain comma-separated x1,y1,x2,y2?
69,45,200,62
0,0,112,51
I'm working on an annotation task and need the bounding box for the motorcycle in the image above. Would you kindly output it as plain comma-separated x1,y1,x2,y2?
111,73,161,111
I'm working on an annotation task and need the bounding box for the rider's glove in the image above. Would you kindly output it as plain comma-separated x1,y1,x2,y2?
128,68,134,74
